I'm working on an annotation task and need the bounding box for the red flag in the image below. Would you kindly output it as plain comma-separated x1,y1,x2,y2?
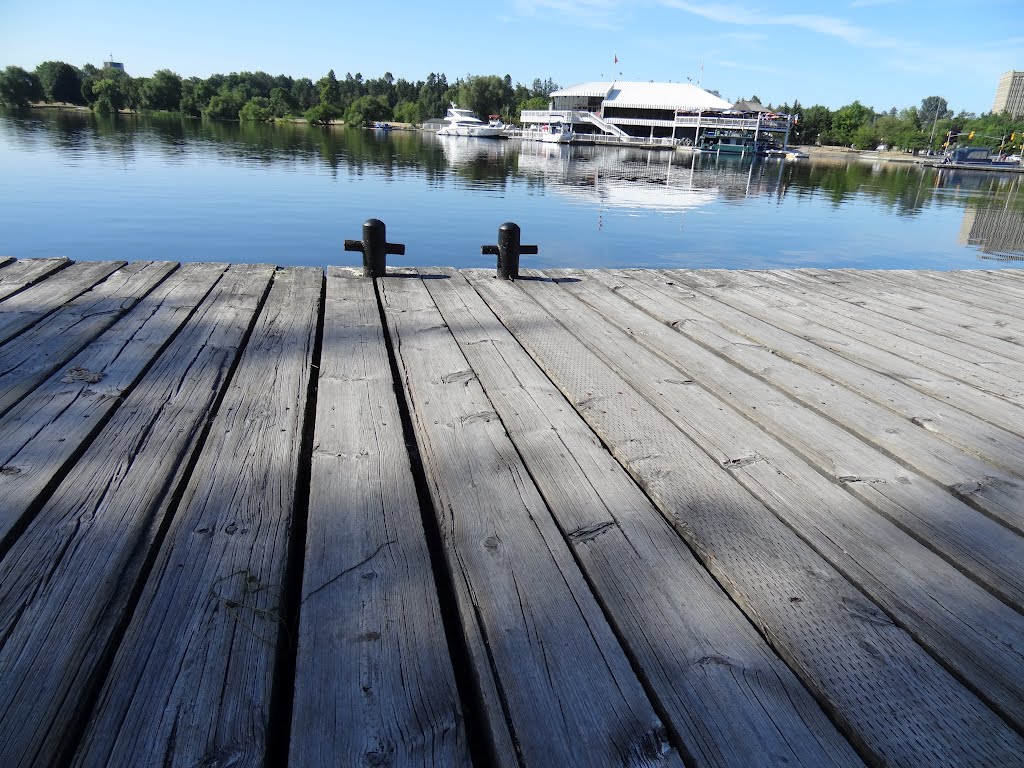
614,54,618,64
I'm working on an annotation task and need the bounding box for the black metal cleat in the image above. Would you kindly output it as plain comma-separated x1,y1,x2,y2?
344,219,406,278
481,222,538,281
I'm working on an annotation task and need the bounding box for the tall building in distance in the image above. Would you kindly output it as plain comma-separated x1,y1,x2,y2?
102,54,125,72
992,70,1024,117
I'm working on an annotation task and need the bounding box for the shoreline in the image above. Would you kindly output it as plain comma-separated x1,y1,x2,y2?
15,106,1017,168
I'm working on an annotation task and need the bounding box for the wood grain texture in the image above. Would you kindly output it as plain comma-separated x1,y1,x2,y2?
659,270,1024,541
583,270,1024,605
657,268,1024,439
380,271,680,768
895,269,1024,323
0,260,178,417
0,264,270,768
700,269,1024,408
0,260,124,345
421,268,862,768
765,270,1024,388
291,267,470,767
604,269,1024,487
466,268,1024,768
795,269,1024,368
73,266,320,768
0,257,69,302
0,262,231,548
545,268,1024,733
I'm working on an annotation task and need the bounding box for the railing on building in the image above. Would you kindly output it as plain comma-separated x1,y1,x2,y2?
520,110,792,133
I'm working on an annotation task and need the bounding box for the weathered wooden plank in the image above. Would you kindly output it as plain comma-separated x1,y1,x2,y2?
73,267,320,768
421,268,862,767
770,270,1024,381
609,268,1024,478
0,262,233,549
541,268,1024,731
0,260,124,345
290,268,470,767
465,268,1024,767
0,266,270,768
705,269,1024,406
900,269,1024,320
657,268,1024,438
0,257,69,302
0,256,13,268
0,260,179,417
798,269,1024,367
554,268,1024,611
603,269,1024,542
378,271,680,767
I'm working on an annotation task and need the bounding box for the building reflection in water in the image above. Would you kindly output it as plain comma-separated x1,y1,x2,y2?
511,142,790,216
943,171,1024,262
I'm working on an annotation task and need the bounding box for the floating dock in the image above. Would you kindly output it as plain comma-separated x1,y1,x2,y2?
2,257,1024,766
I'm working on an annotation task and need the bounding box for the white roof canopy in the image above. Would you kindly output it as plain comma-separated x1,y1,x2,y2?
551,81,732,112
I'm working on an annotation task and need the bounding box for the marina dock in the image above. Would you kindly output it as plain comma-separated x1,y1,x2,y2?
2,257,1024,766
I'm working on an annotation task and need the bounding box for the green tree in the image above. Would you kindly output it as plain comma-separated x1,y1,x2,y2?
291,78,316,111
392,100,420,124
366,71,395,104
124,76,146,111
455,75,513,121
918,96,951,129
268,87,295,117
344,95,391,126
180,78,215,116
338,72,364,110
828,101,875,146
792,104,831,144
144,69,183,111
35,61,82,104
201,86,246,120
0,66,43,109
239,96,272,122
530,78,559,98
91,77,127,114
78,63,101,105
304,103,342,125
417,72,447,119
852,123,881,150
316,69,341,109
518,95,548,112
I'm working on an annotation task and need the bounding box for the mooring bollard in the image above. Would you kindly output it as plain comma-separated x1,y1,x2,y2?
481,222,538,281
344,219,406,278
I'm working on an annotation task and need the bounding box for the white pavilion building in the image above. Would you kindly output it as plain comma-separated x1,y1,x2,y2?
519,81,794,149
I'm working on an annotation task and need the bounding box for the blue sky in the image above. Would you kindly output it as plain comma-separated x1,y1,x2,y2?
2,0,1021,113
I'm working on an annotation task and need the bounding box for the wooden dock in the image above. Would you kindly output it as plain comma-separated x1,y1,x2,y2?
1,256,1024,767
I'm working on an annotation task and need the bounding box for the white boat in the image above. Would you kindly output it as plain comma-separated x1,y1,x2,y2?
541,122,574,144
437,105,505,138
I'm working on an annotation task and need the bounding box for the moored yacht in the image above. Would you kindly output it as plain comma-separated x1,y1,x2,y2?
437,105,505,138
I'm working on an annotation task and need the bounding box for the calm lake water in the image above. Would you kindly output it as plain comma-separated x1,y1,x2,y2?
2,111,1022,270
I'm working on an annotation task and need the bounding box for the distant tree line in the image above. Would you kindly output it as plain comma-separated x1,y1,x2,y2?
3,61,1022,152
0,61,559,126
751,95,1024,154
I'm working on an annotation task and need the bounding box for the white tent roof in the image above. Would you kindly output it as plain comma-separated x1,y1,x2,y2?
551,81,732,111
549,82,614,99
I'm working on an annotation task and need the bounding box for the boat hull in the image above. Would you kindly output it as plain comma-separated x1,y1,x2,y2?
437,126,504,138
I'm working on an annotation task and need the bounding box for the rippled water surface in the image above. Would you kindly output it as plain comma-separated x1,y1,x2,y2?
2,111,1022,269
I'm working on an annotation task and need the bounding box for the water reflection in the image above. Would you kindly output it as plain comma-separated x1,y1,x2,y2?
1,110,1022,266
